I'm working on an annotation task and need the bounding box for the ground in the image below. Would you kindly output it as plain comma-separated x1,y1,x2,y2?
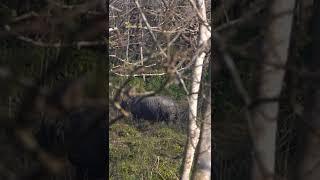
109,119,187,180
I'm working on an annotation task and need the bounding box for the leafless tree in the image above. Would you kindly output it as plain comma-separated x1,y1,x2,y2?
250,1,295,180
192,89,211,180
180,0,211,179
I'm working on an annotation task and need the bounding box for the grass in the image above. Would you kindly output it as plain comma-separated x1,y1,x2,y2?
109,120,187,180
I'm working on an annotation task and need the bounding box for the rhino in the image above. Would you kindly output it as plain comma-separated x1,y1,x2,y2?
120,96,180,124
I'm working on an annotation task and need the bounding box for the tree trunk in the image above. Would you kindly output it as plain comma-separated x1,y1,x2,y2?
250,0,295,180
180,0,211,179
193,90,211,180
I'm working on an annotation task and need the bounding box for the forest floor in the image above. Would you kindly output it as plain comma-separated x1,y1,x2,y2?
109,119,187,180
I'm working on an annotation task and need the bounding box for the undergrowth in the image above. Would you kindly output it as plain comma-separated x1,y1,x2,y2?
109,120,186,180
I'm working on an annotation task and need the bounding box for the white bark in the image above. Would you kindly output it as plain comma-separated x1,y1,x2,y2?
251,0,295,180
193,91,211,180
180,0,211,179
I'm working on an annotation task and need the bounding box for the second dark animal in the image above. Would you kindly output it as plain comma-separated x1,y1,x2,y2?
64,106,107,180
35,79,106,180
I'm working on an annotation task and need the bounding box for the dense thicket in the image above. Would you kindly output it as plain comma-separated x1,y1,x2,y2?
0,0,106,179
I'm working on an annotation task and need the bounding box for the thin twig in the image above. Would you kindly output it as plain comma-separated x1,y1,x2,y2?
133,0,167,58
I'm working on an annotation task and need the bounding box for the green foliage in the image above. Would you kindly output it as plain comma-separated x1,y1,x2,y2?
144,76,166,91
129,78,147,92
124,21,143,29
162,84,185,100
109,121,186,180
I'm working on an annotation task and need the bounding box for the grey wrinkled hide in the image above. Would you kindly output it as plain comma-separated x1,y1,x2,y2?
121,96,179,124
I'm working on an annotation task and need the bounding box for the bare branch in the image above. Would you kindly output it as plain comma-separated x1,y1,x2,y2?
133,0,167,58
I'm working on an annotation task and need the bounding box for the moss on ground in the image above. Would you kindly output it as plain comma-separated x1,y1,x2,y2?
109,121,186,180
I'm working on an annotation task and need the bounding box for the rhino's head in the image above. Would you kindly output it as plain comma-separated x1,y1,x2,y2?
120,96,137,111
120,100,129,110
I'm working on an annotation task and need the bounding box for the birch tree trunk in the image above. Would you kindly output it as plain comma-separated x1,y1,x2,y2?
297,1,320,180
193,90,211,180
250,0,295,180
180,0,211,179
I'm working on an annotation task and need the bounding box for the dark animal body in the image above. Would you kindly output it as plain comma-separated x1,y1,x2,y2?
30,79,107,180
36,106,107,180
64,106,107,180
121,96,179,124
